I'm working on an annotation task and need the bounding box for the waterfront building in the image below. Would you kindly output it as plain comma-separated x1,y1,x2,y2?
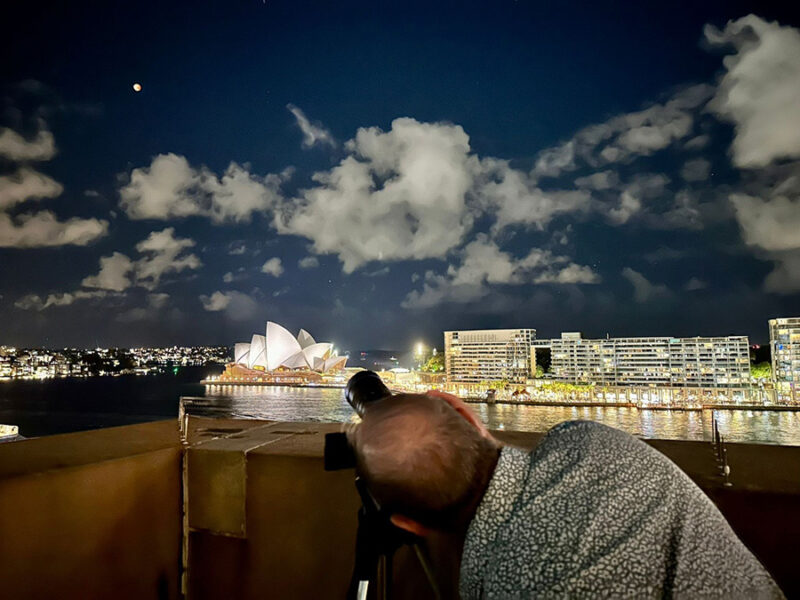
551,332,750,388
444,328,536,384
217,321,347,383
770,317,800,400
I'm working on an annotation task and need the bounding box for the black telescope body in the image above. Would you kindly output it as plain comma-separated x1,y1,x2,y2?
345,370,391,416
324,370,391,471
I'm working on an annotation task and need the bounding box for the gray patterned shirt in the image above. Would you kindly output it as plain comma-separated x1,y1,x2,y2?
460,421,783,599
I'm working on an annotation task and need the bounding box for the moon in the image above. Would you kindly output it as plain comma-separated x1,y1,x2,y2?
132,83,142,92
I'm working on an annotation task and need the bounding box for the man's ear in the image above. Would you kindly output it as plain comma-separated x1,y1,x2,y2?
390,514,431,538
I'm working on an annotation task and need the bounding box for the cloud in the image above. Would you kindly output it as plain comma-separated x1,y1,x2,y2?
402,234,599,308
119,153,286,223
730,191,800,293
116,293,171,322
81,252,134,292
261,257,284,277
602,173,669,225
0,125,56,161
0,211,108,248
621,267,671,303
286,104,336,148
680,158,711,182
531,84,713,179
533,263,602,284
574,170,620,191
222,268,247,284
147,292,170,310
648,190,704,231
133,227,202,290
684,135,710,150
277,118,478,272
80,228,201,294
17,228,202,311
0,168,63,210
15,290,108,311
478,158,593,231
363,266,390,277
298,256,319,269
730,193,800,252
705,15,800,168
227,240,247,255
763,251,800,294
116,99,718,279
532,142,575,179
0,120,107,249
684,277,708,291
607,191,641,225
199,290,259,320
200,291,232,311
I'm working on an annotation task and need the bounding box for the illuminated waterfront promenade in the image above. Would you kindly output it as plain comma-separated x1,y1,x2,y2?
443,382,798,410
371,369,798,409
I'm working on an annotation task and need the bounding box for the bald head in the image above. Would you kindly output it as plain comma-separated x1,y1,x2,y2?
349,393,498,529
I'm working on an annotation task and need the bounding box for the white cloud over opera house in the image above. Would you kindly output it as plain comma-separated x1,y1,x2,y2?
233,322,346,373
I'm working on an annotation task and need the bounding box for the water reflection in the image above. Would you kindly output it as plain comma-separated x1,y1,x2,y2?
193,385,800,446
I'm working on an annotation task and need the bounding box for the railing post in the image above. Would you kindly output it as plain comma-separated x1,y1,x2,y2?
721,443,732,487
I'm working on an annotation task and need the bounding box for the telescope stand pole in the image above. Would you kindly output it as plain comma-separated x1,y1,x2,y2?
377,553,391,600
413,543,442,600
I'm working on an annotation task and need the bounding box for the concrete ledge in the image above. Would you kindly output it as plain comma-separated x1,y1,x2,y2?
0,420,183,600
1,418,797,599
186,418,800,599
186,420,359,599
187,426,298,536
0,420,181,479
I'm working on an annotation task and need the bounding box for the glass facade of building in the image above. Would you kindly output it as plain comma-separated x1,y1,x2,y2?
551,333,750,387
444,329,536,384
770,317,800,398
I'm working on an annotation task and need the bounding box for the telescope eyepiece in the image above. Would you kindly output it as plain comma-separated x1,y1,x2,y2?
345,370,391,417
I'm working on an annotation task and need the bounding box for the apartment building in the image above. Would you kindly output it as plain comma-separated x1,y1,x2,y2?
551,333,750,387
770,317,800,395
444,329,536,384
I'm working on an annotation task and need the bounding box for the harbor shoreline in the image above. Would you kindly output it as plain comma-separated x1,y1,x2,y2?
462,397,800,411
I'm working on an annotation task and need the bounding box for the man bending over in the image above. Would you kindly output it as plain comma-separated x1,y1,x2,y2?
348,392,783,599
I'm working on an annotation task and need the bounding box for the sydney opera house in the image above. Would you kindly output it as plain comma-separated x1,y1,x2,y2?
212,322,347,385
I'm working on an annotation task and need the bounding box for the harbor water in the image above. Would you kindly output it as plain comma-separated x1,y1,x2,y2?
1,369,798,445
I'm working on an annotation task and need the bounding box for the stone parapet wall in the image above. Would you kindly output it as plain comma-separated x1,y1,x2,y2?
0,418,798,598
0,421,183,600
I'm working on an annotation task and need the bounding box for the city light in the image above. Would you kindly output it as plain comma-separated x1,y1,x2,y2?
0,345,230,380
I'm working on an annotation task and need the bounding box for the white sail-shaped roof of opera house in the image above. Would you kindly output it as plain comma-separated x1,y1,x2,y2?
234,322,347,374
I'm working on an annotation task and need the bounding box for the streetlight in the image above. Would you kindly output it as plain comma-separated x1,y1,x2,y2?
415,342,426,369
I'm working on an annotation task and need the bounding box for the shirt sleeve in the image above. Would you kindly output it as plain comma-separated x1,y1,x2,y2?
476,421,784,599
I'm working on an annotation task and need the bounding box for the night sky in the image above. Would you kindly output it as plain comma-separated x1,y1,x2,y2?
2,0,800,351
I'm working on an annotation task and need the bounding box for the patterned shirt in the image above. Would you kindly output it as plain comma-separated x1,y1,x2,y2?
460,420,784,599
